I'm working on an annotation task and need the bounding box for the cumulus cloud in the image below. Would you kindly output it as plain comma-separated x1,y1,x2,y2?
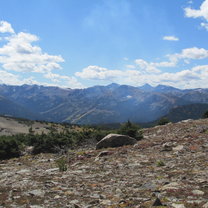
184,0,208,30
75,65,124,80
0,20,84,89
163,36,179,41
0,21,14,33
0,32,64,73
134,58,177,72
169,47,208,62
135,59,161,73
44,72,84,88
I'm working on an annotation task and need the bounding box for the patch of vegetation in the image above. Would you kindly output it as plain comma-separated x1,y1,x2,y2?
117,120,143,140
0,136,22,159
203,110,208,118
0,120,143,160
156,160,165,167
0,127,109,160
157,117,170,126
56,157,67,172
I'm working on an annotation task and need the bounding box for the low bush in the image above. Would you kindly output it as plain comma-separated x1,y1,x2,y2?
156,160,165,167
0,136,21,160
117,120,143,140
203,110,208,118
56,157,67,172
157,117,170,126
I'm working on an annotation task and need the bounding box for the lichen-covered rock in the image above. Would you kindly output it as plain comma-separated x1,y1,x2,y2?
96,133,137,149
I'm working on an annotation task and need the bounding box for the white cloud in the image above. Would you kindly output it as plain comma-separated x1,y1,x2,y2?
170,47,208,61
135,59,161,73
163,36,179,41
184,0,208,30
185,0,208,20
75,65,124,80
0,70,41,86
44,72,84,88
201,22,208,30
126,64,136,69
0,21,14,33
187,0,193,4
0,32,64,73
0,69,84,88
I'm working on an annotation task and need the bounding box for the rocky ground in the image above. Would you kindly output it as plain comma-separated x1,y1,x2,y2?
0,119,208,208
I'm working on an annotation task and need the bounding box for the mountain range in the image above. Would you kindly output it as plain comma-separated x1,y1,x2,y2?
0,83,208,124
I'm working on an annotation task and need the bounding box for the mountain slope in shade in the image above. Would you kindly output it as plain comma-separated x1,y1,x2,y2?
0,83,208,124
0,95,40,120
164,103,208,123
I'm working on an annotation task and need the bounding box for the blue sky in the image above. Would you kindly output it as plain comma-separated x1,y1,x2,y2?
0,0,208,89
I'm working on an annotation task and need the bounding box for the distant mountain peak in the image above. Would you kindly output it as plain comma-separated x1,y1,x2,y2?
139,83,154,91
155,84,181,92
106,83,120,89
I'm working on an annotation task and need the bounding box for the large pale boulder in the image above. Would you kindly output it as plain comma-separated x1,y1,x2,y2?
96,133,137,149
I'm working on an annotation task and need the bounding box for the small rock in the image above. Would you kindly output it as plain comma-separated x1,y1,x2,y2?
173,145,184,151
100,200,112,205
192,189,204,196
172,203,186,208
16,169,30,174
203,202,208,208
54,195,61,199
45,168,59,173
160,182,180,191
161,142,173,151
97,151,112,157
28,189,45,197
70,200,79,204
89,199,100,204
181,119,193,123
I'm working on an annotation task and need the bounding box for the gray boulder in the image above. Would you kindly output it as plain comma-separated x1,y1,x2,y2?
96,133,137,149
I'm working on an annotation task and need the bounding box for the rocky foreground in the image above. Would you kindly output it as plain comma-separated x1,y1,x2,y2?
0,119,208,208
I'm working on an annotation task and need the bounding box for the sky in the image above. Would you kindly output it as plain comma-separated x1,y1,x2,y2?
0,0,208,89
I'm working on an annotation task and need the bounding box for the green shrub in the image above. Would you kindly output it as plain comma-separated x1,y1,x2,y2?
203,110,208,118
117,120,143,140
156,160,165,167
157,117,170,126
0,136,21,160
31,133,74,154
56,157,67,172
